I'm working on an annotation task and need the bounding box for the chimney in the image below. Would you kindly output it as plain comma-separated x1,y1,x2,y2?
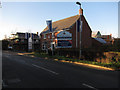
36,32,38,35
79,8,83,15
110,34,112,39
110,34,112,36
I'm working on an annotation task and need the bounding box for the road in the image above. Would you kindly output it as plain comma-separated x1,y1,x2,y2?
2,51,119,89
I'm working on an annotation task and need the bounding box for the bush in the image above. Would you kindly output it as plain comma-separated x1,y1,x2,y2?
2,40,9,50
53,47,105,62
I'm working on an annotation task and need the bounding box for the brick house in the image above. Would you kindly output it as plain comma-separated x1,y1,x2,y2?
112,38,120,45
92,31,101,38
101,34,112,44
40,8,92,50
92,31,106,46
11,32,40,51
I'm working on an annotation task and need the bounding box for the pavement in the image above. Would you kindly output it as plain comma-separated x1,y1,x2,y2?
2,50,120,89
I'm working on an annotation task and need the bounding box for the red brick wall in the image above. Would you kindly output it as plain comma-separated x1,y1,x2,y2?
81,15,92,48
40,32,59,49
69,15,92,48
40,15,92,49
40,33,52,49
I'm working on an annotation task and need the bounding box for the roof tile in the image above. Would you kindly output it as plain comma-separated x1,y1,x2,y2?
42,15,80,33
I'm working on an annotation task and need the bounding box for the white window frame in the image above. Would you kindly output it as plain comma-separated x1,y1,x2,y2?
44,34,46,39
52,33,54,38
48,35,50,39
42,44,46,50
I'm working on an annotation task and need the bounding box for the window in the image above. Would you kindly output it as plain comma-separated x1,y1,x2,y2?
21,39,24,42
36,40,39,43
48,35,50,39
52,33,54,38
42,44,46,50
44,34,46,39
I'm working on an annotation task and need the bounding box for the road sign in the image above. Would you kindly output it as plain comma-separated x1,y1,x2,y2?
28,37,32,50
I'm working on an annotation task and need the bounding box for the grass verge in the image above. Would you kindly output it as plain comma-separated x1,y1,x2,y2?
33,52,120,70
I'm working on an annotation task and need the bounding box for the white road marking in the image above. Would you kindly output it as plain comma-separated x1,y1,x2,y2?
32,64,59,75
83,83,98,90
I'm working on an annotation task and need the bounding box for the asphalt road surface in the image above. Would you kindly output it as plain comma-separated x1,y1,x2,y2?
2,51,120,89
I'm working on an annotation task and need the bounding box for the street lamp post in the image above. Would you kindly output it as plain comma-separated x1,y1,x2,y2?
76,2,82,60
76,2,81,8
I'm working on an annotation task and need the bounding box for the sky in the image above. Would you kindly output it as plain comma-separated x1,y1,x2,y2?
118,1,120,38
0,1,118,40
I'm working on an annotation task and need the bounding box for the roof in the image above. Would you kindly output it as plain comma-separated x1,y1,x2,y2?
94,38,106,44
101,35,111,36
92,31,101,38
101,35,112,39
16,32,38,35
41,15,80,34
114,38,120,40
16,32,25,34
